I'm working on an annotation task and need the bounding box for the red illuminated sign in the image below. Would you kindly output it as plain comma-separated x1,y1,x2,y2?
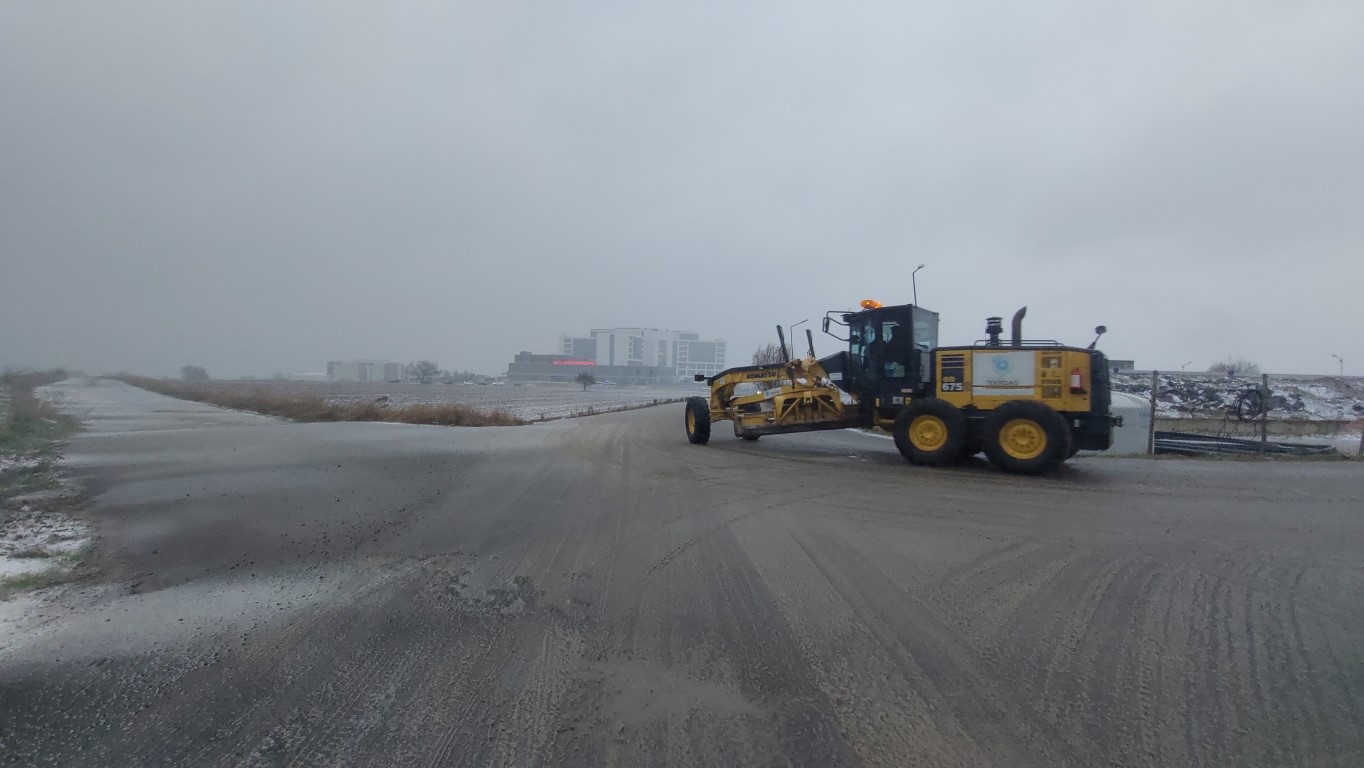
551,359,596,366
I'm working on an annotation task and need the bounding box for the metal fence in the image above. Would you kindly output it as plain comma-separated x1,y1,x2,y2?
1112,372,1364,456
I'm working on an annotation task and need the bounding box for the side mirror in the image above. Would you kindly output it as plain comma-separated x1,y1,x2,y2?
821,317,831,333
1088,325,1107,350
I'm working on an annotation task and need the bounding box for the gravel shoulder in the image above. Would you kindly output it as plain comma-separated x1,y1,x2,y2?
3,379,1363,767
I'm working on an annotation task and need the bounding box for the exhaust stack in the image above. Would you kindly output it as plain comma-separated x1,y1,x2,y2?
1011,307,1027,347
985,317,1003,346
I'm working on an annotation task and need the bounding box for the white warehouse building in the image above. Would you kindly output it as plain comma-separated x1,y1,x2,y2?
558,328,727,381
327,360,403,382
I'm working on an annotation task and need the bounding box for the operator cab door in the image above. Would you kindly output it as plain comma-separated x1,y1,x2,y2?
847,305,939,408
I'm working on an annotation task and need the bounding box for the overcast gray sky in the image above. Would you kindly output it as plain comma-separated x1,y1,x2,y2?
3,1,1361,377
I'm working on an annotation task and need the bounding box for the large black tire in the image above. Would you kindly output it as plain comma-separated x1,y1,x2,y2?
981,401,1072,475
685,397,712,445
892,399,968,467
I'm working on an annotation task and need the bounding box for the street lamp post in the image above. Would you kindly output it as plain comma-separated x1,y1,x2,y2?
1181,361,1192,372
1332,354,1344,376
911,264,925,305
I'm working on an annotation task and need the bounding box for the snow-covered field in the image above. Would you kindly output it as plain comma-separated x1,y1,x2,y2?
209,380,706,421
1114,373,1364,421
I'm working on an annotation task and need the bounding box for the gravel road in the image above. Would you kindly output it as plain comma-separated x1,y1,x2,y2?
3,379,1363,767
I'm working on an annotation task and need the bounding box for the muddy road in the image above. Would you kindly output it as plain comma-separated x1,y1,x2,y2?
4,379,1364,767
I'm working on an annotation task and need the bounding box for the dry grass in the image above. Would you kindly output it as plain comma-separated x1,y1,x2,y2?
0,570,66,597
1,369,78,456
118,376,526,427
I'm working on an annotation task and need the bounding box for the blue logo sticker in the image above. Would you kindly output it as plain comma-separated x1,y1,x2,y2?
992,357,1011,373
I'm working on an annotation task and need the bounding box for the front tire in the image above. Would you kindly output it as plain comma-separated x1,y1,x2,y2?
982,401,1072,474
892,399,968,467
685,397,712,445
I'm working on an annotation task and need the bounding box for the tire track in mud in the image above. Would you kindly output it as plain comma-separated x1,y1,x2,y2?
785,523,1079,767
34,564,421,767
415,614,554,767
207,572,436,767
687,529,857,767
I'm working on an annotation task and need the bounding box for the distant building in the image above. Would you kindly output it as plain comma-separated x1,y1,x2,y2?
327,360,403,382
506,353,674,384
559,335,598,360
556,327,726,381
508,327,725,384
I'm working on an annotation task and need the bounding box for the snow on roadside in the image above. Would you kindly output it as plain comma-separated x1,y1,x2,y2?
1269,432,1364,456
1114,373,1364,420
0,455,44,476
0,506,91,584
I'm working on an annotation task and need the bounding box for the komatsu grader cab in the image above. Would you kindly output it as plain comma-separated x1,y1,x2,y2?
683,300,1115,474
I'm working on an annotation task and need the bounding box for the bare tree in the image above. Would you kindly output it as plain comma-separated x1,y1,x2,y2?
180,365,209,382
1208,357,1261,377
752,343,785,366
575,372,596,391
405,360,440,384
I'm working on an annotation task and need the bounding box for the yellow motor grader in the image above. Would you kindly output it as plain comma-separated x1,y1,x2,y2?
684,300,1115,474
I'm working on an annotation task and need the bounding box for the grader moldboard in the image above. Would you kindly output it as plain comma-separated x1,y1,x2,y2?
684,300,1116,474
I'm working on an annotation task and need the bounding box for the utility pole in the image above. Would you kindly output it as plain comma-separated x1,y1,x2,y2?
1260,373,1270,454
1332,354,1344,376
912,264,925,306
1148,370,1159,455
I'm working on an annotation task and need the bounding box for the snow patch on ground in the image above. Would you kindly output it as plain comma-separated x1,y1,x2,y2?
1270,432,1364,456
848,429,895,441
0,455,44,476
0,508,91,584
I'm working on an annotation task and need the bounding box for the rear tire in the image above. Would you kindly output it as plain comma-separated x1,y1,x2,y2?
892,399,968,467
685,397,711,445
982,401,1071,474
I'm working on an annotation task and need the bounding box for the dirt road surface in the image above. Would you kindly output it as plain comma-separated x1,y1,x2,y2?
4,379,1363,767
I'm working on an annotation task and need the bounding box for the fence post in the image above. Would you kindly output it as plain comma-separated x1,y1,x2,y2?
1148,370,1158,455
1260,373,1270,454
